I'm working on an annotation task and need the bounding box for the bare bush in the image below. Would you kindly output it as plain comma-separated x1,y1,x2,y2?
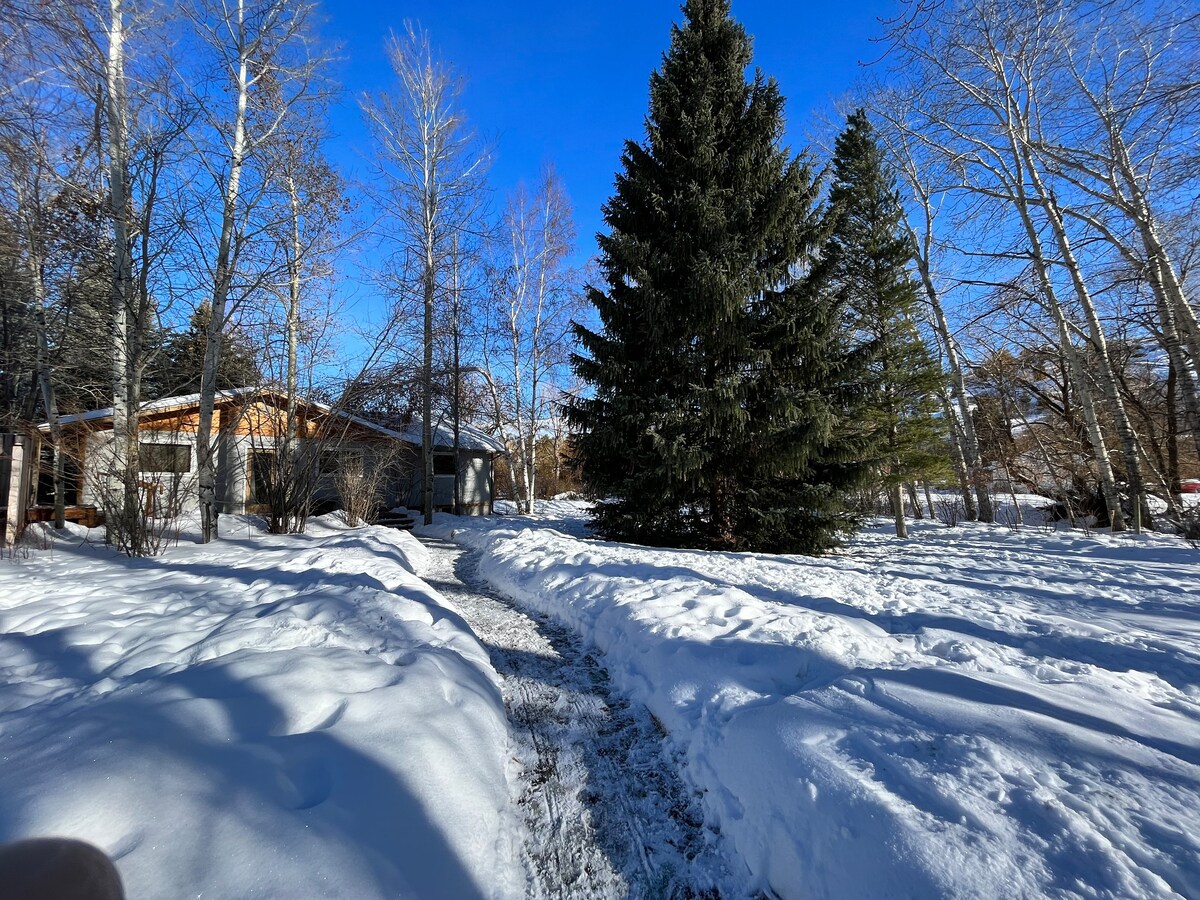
935,496,964,527
94,472,186,556
335,445,405,527
3,524,52,561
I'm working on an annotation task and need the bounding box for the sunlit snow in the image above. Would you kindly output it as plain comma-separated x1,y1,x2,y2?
2,501,1198,899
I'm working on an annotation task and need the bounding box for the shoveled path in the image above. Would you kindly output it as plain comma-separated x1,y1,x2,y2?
419,536,749,900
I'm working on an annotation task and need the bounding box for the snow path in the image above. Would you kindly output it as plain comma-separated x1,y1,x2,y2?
418,536,750,899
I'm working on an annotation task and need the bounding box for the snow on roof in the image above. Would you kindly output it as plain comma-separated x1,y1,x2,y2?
42,388,506,454
396,420,507,455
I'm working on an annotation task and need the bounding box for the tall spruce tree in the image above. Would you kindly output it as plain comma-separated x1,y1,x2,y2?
825,110,945,538
569,0,867,552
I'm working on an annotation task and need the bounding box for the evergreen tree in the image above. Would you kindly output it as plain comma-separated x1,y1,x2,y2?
161,302,261,397
824,110,946,537
569,0,867,552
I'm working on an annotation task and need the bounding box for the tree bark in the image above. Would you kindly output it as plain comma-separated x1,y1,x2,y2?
197,0,251,543
890,481,908,538
999,119,1126,531
912,232,990,522
105,0,138,550
1027,169,1148,530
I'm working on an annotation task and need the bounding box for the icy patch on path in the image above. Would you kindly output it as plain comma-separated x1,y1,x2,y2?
418,536,751,899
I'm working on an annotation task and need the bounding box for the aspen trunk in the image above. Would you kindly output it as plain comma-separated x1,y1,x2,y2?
422,241,434,526
1029,168,1148,531
890,480,907,538
197,0,251,543
915,248,990,521
451,236,462,517
105,0,138,550
1002,126,1125,531
1110,131,1200,385
938,389,975,518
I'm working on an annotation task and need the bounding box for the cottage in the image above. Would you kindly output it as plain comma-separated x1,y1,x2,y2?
19,389,502,528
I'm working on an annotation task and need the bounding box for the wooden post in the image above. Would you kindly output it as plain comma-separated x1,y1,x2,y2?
3,437,31,546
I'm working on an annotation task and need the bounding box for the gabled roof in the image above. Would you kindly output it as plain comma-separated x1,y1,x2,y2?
40,388,506,454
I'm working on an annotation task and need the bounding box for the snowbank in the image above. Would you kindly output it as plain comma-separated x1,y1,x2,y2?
0,518,522,899
449,505,1200,899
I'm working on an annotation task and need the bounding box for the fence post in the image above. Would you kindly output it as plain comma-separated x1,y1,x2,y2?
3,436,33,547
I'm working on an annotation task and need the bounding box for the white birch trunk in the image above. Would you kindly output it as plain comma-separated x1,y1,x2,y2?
197,0,251,543
105,0,136,548
912,244,991,521
1028,168,1148,530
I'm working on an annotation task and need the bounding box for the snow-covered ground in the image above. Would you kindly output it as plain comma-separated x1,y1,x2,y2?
437,501,1200,899
419,536,747,898
0,517,523,899
5,502,1198,899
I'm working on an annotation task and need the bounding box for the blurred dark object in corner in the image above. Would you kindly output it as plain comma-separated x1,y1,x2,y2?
0,838,124,900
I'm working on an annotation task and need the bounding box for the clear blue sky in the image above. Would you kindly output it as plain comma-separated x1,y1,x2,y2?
322,0,897,265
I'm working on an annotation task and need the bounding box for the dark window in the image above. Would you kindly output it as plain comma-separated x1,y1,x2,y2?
35,446,81,505
433,454,457,476
140,443,191,473
248,450,275,504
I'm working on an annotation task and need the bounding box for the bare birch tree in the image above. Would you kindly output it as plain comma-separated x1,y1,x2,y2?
872,92,995,522
185,0,326,542
484,166,580,513
361,22,487,525
885,0,1138,530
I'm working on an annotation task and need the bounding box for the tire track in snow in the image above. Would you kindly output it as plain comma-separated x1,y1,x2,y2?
419,536,746,900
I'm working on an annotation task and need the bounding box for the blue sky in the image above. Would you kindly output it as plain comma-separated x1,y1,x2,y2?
322,0,897,265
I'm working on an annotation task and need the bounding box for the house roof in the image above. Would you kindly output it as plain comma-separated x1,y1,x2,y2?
41,388,506,454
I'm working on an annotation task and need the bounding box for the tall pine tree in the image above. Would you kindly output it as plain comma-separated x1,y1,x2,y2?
570,0,867,553
824,110,945,538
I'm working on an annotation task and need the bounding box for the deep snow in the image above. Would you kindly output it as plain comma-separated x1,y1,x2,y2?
0,517,522,899
4,502,1198,899
436,501,1200,900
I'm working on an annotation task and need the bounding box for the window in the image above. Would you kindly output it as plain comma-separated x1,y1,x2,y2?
248,450,275,505
140,443,191,473
433,454,457,476
35,445,81,505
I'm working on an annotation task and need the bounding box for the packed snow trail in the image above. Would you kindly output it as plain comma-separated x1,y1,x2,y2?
419,536,749,900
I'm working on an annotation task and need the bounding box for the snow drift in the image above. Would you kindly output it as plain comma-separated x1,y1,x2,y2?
446,505,1200,899
0,518,522,899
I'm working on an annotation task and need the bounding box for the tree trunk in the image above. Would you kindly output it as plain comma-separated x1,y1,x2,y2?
451,235,462,517
422,244,435,526
890,481,907,538
915,248,990,521
284,173,302,533
197,0,251,543
906,482,922,519
105,0,139,551
1031,174,1148,531
1166,360,1182,513
1002,125,1125,531
938,389,975,517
